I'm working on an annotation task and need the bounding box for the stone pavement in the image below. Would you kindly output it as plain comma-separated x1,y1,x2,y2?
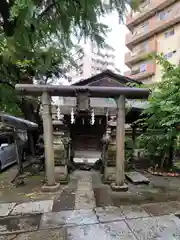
1,171,180,239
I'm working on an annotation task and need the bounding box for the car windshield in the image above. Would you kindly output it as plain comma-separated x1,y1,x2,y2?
0,134,14,147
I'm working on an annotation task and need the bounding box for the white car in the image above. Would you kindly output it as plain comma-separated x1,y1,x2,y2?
0,133,27,171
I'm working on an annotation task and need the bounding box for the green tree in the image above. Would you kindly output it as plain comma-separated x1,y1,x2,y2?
0,0,139,121
137,55,180,169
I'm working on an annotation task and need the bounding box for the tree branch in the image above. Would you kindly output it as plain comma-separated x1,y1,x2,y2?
44,76,49,84
0,0,16,36
0,79,14,89
39,0,82,18
39,1,57,18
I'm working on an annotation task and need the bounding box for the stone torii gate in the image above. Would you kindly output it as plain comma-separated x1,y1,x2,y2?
15,84,149,191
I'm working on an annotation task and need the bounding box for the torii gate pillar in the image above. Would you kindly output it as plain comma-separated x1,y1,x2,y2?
111,95,128,191
41,92,60,191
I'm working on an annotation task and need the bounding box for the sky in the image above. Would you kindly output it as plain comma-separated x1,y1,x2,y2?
102,12,129,74
54,11,130,90
53,11,131,104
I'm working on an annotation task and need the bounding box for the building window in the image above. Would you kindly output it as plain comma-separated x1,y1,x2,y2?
140,42,148,53
141,21,148,33
140,64,147,72
133,28,141,36
142,20,148,27
164,50,176,59
133,45,139,54
159,12,167,20
158,8,171,20
165,28,174,38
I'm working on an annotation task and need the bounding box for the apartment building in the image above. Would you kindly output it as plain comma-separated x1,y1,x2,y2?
91,43,118,74
124,0,180,84
67,42,120,83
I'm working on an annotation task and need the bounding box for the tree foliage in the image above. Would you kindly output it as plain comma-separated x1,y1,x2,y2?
137,55,180,168
0,0,139,118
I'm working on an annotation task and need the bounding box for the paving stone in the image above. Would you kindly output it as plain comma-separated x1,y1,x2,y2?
53,199,74,212
0,203,16,217
40,209,98,229
126,214,180,240
39,212,66,229
67,221,137,240
15,229,67,240
0,215,41,234
93,187,113,207
63,209,98,226
142,201,180,216
121,205,150,219
0,235,17,240
11,200,53,215
95,206,125,223
125,171,149,185
75,175,95,210
75,190,95,209
53,179,77,211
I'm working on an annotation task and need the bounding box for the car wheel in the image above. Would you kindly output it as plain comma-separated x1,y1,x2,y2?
0,162,2,172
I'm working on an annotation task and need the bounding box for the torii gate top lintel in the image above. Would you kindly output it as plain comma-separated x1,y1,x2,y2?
15,84,149,99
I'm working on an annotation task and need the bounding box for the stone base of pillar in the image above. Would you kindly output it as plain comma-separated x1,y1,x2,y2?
55,166,69,184
103,166,116,184
41,182,60,192
111,182,128,192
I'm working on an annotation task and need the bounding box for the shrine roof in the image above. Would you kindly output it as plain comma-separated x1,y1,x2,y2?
72,70,141,86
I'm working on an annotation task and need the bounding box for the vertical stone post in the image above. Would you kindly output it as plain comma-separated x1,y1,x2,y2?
14,129,23,174
41,92,59,191
111,95,128,191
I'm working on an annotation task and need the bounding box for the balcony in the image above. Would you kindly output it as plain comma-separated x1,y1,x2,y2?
126,1,180,49
124,63,155,81
125,39,157,68
126,0,177,30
